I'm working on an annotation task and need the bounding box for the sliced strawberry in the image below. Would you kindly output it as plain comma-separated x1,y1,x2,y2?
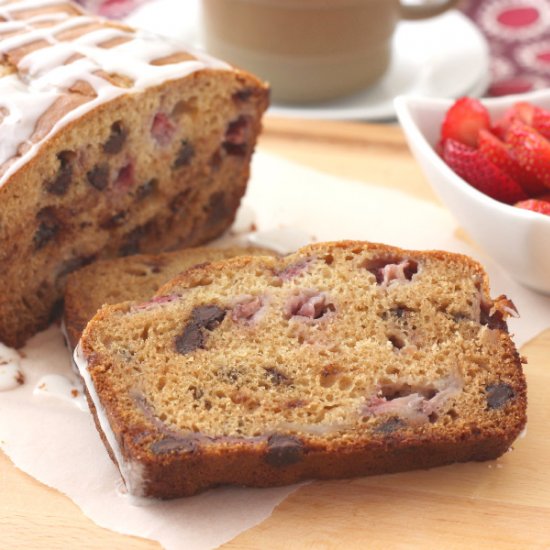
531,105,550,140
442,139,528,204
478,129,548,196
495,102,550,141
506,121,550,189
493,102,532,140
515,198,550,216
151,112,176,147
511,102,535,124
441,97,490,148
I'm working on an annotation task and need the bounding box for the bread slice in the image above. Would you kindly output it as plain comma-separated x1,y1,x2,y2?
0,1,268,347
63,246,275,350
75,241,527,498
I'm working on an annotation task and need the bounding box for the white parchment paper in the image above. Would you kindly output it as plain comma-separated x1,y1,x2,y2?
1,151,549,550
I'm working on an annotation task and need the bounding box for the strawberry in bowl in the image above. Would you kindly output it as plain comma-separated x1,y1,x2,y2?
439,97,550,211
394,90,550,294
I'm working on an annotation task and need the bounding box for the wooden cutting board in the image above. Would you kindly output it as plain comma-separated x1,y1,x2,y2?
2,117,549,549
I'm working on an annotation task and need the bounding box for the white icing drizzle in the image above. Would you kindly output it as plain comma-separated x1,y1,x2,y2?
74,342,145,496
33,373,88,411
0,76,58,168
0,343,24,391
0,0,230,187
18,42,76,75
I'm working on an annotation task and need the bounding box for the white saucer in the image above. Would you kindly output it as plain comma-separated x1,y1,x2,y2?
126,2,490,121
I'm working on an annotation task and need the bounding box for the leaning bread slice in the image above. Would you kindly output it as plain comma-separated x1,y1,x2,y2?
64,245,275,350
75,241,527,499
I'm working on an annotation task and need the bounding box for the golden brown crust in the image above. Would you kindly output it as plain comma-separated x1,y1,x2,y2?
79,241,527,498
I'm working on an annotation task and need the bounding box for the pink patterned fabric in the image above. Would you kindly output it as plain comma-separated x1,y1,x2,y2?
75,0,150,18
460,0,550,96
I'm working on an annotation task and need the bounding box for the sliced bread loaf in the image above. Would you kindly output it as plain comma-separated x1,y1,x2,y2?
0,1,268,347
75,241,527,498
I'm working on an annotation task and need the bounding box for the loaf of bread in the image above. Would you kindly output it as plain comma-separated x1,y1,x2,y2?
0,0,268,347
75,241,527,498
63,245,275,349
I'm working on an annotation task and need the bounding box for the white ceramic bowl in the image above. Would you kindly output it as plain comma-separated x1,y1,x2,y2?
394,90,550,295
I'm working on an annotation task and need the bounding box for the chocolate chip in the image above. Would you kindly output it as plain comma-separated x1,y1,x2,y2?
100,211,128,229
232,88,253,102
175,305,226,355
486,383,515,409
192,305,226,330
169,189,191,213
206,191,229,227
33,208,60,250
374,417,405,434
119,224,148,256
387,333,406,350
223,142,247,156
150,436,198,455
135,178,157,200
175,322,205,354
265,435,304,467
265,367,291,386
34,224,58,250
103,121,127,154
87,164,110,190
119,240,139,257
173,140,195,168
45,151,75,195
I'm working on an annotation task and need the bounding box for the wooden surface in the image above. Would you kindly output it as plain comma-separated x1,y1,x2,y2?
2,117,549,549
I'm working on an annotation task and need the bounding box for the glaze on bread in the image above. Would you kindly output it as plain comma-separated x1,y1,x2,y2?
76,241,527,498
0,0,268,347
